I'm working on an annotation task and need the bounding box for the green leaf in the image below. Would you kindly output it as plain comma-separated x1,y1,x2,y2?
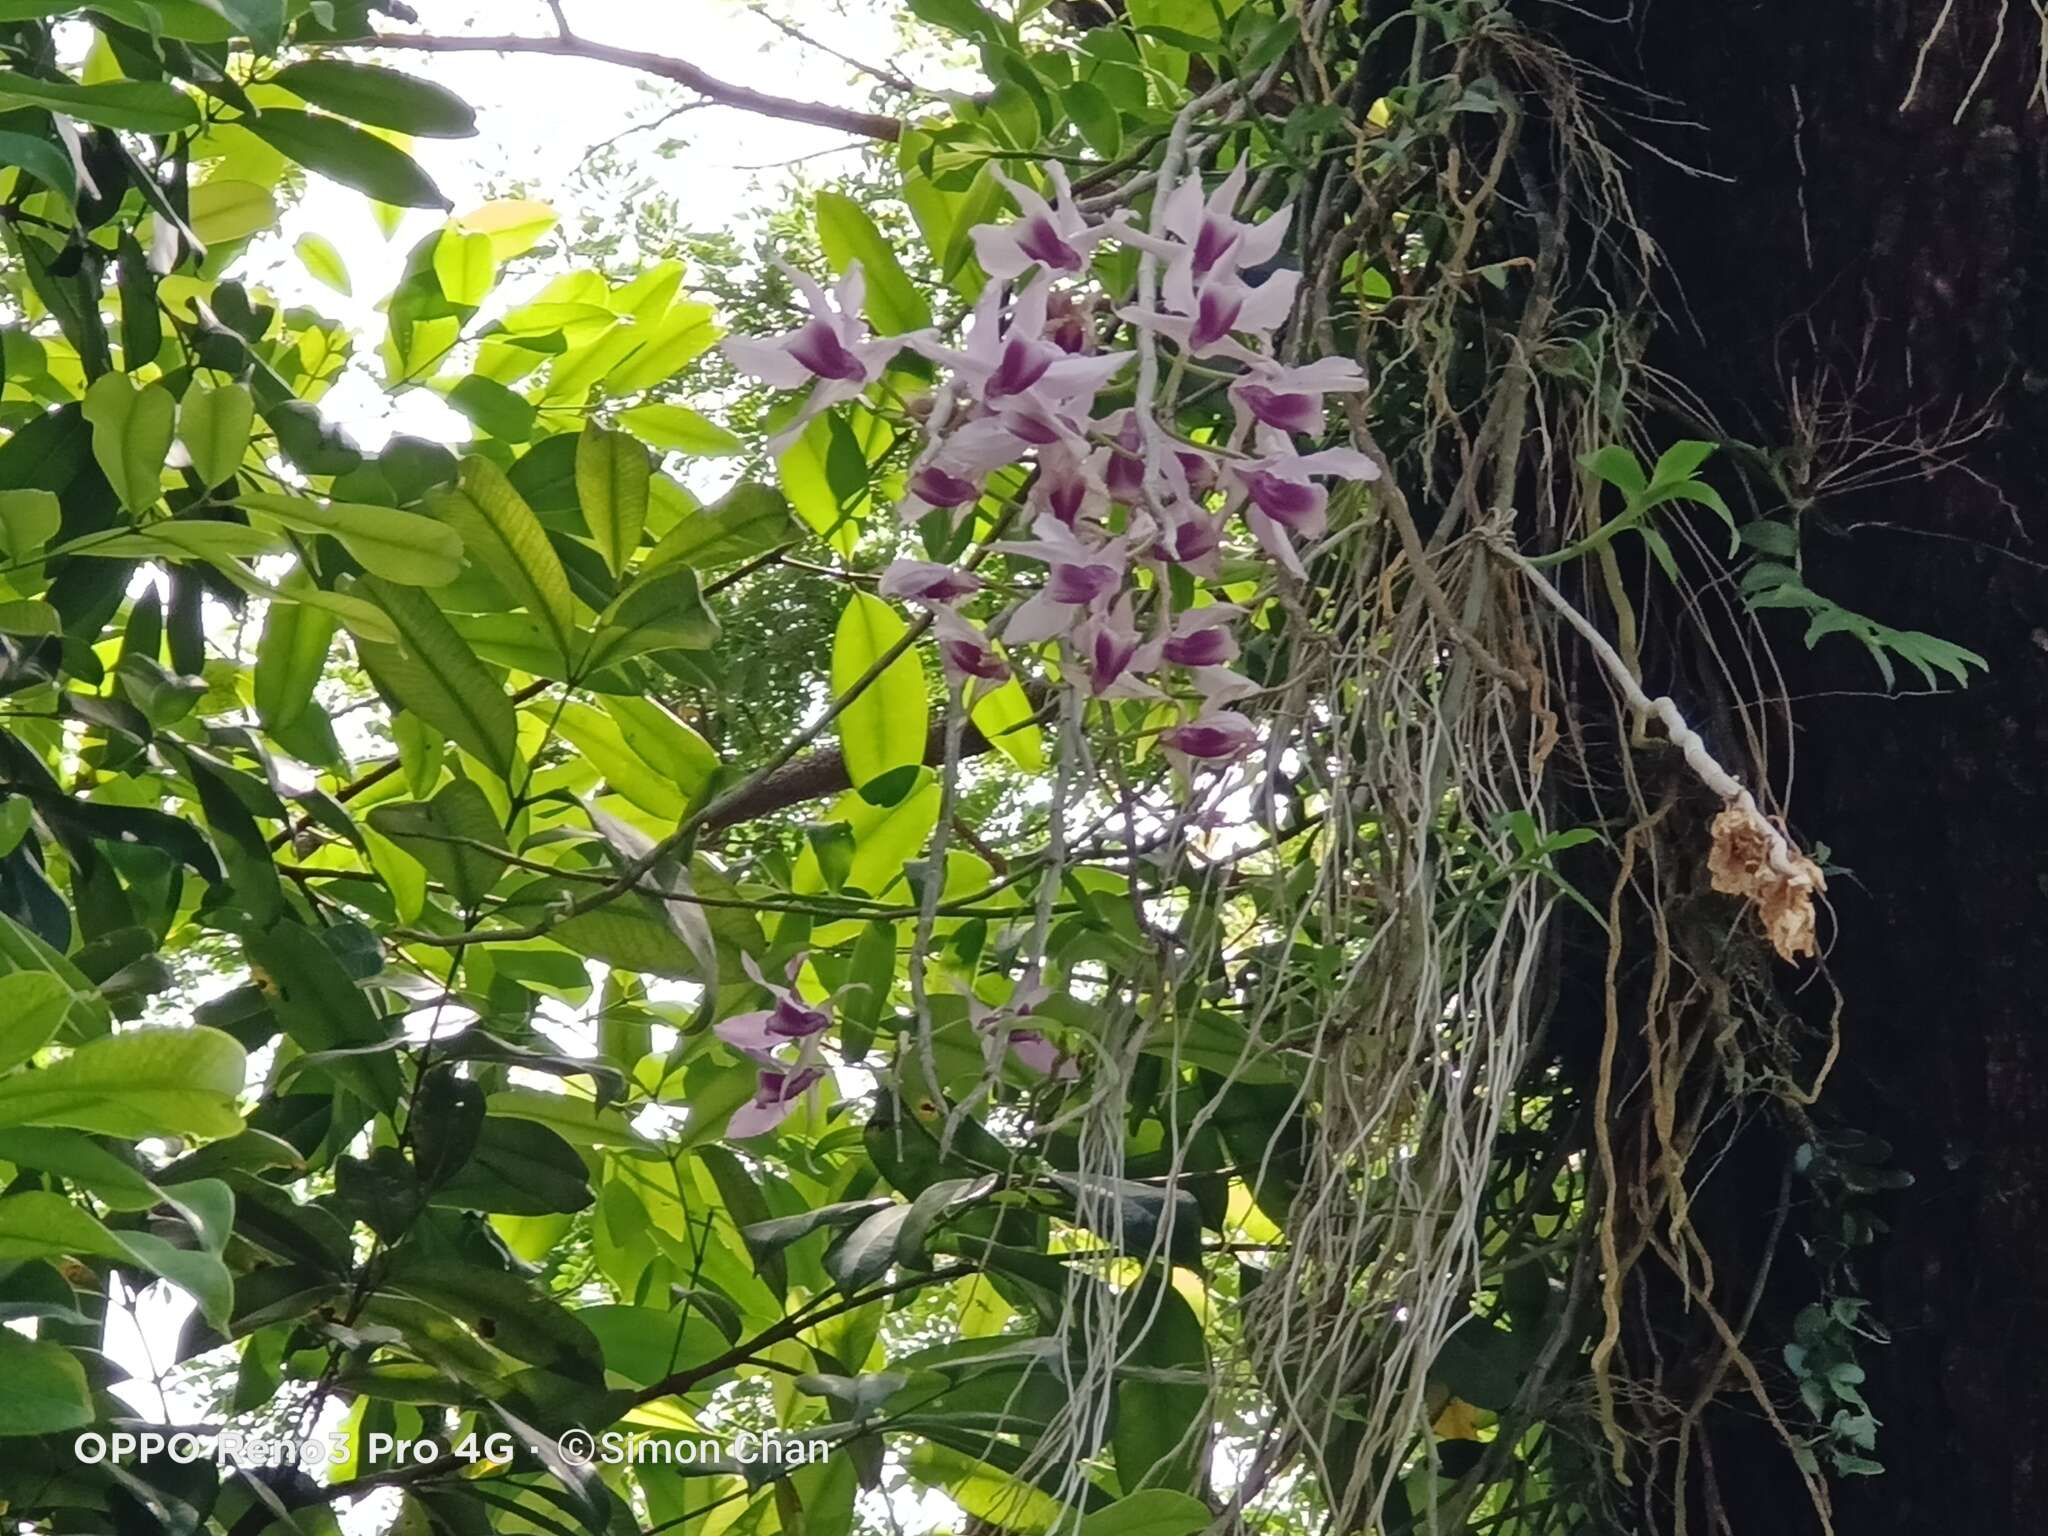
832,591,928,789
188,178,278,244
0,1187,234,1327
81,373,175,515
1079,1491,1211,1536
351,575,519,777
0,1125,162,1209
433,227,496,307
1649,439,1717,487
384,1253,604,1381
0,972,71,1074
270,60,478,138
0,1026,246,1138
815,190,933,335
181,747,284,925
576,423,649,577
0,1330,93,1437
969,675,1044,772
447,375,537,442
0,488,61,559
825,1204,912,1290
252,571,342,736
601,695,719,805
116,230,161,371
236,491,465,586
1580,444,1646,500
1113,1276,1208,1495
617,402,742,457
0,130,74,208
432,456,576,666
366,778,508,911
0,913,111,1041
178,380,254,490
0,69,199,133
296,232,353,296
604,301,721,394
1062,80,1122,158
585,565,720,670
554,702,686,819
246,109,450,210
643,480,796,571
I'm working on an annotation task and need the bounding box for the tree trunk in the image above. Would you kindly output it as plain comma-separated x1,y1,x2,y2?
1554,2,2048,1529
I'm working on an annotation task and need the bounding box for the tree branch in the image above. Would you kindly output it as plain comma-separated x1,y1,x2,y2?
703,685,1048,830
352,31,902,141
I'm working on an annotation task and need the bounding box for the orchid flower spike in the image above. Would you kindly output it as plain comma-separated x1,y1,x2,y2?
972,163,1106,280
721,261,924,453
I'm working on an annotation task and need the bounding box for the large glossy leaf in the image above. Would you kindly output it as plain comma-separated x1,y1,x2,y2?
0,1026,246,1138
237,491,466,586
253,571,338,735
0,1329,93,1437
270,60,478,138
831,591,928,790
643,480,796,571
81,373,174,515
576,423,648,577
366,777,508,910
0,69,199,133
432,456,576,666
584,566,719,671
0,972,70,1074
351,575,518,777
178,380,254,489
383,1253,605,1382
0,913,110,1041
246,109,450,210
815,190,933,335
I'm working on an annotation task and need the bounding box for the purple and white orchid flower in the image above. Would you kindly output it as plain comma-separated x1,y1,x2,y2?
1161,604,1243,668
1161,709,1259,762
721,261,923,453
919,278,1131,411
968,983,1078,1081
1076,594,1162,698
728,1065,828,1140
972,164,1106,280
879,559,983,604
931,604,1010,684
716,952,832,1056
996,516,1129,646
1231,356,1370,438
1225,443,1381,577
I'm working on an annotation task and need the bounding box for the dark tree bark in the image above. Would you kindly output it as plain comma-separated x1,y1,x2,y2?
1552,2,2048,1530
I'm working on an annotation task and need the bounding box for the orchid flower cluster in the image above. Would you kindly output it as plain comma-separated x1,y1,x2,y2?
726,161,1379,762
716,161,1380,1124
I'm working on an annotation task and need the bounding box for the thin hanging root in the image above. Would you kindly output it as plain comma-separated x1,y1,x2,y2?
1499,547,1826,960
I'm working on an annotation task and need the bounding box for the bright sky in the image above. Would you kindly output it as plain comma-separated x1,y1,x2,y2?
246,0,939,448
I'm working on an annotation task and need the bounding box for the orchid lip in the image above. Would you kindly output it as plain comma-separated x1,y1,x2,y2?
788,320,868,382
988,339,1054,399
1164,628,1234,666
912,465,981,507
1019,217,1084,272
1047,562,1119,605
1245,469,1322,526
1192,289,1245,350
